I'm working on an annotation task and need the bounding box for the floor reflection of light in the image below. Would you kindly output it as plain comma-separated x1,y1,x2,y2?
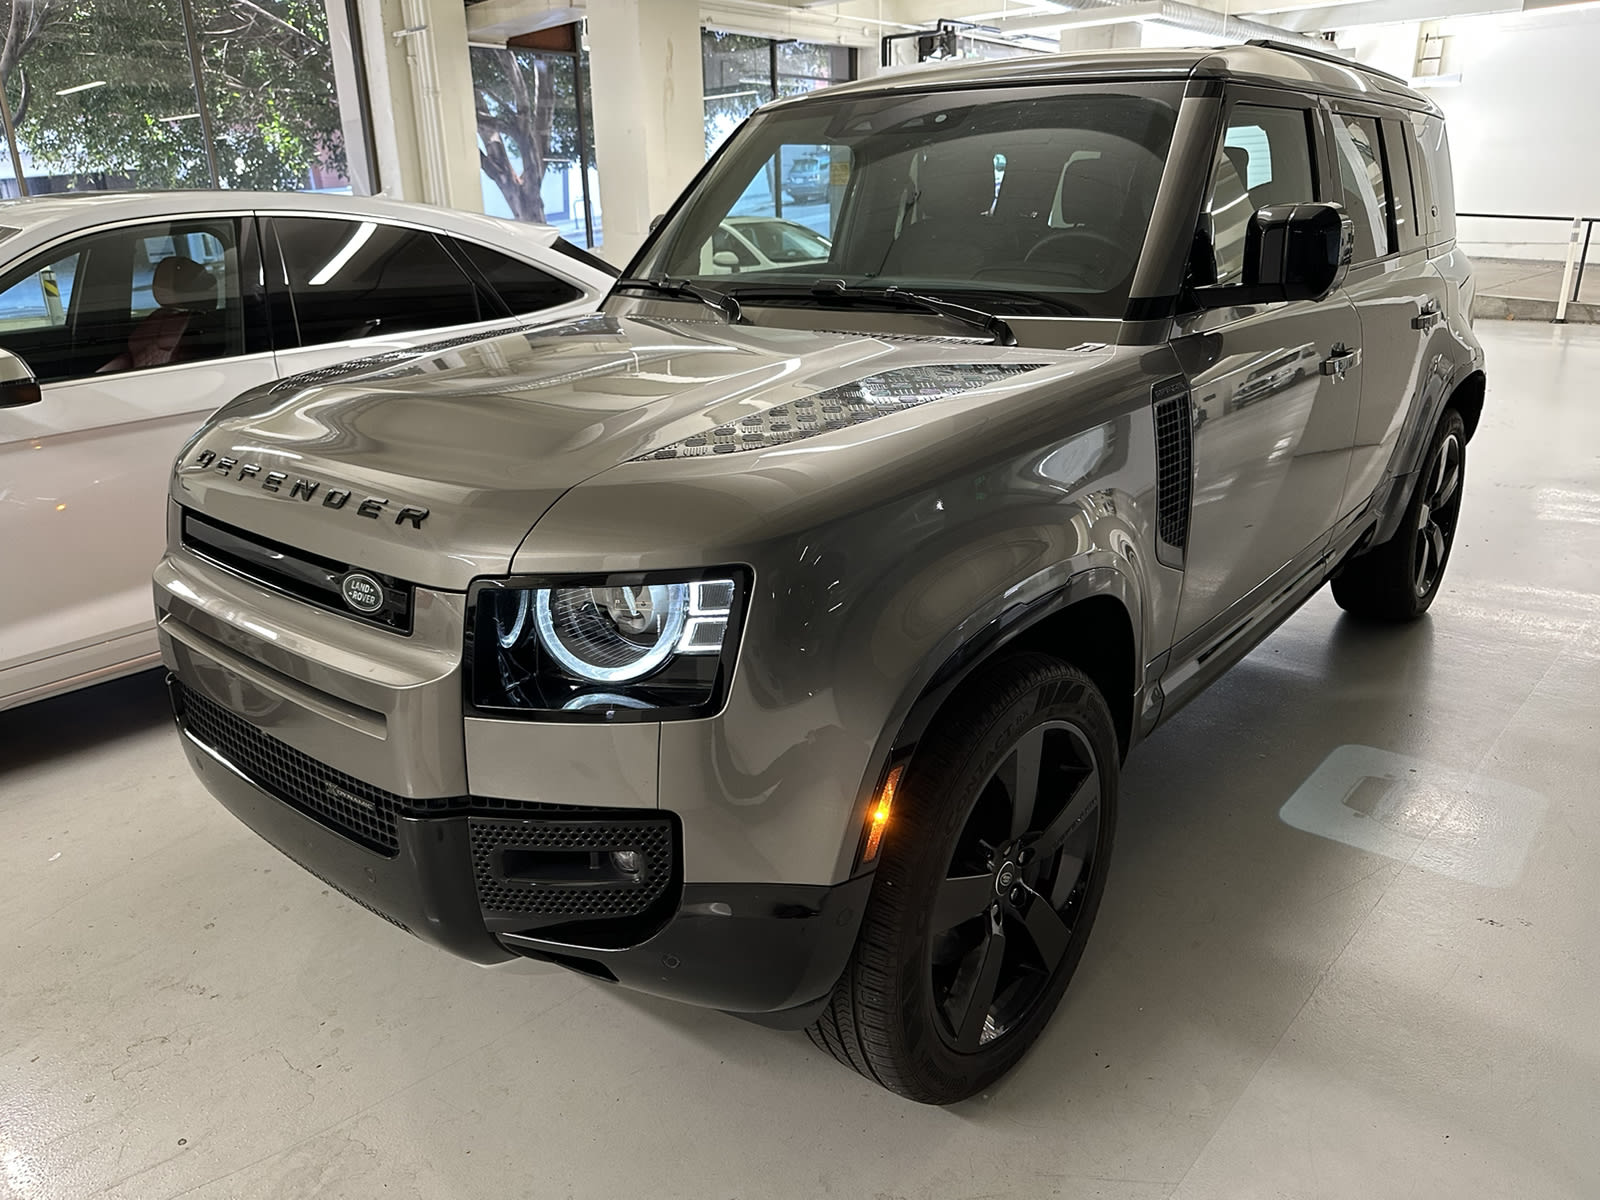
1279,744,1549,888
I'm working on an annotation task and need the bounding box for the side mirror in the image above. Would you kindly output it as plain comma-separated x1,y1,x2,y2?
711,250,742,271
1194,203,1353,309
0,348,40,408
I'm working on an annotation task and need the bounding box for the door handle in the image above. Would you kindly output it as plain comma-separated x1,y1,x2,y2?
1320,345,1361,379
1411,301,1442,330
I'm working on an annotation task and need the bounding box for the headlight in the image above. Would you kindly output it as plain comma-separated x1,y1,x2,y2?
469,570,747,719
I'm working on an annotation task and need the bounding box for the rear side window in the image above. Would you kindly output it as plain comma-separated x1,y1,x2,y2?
271,217,483,347
1409,113,1458,248
449,239,582,315
1332,114,1393,262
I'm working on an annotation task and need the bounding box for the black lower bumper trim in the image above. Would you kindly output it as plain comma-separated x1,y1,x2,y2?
176,725,514,965
497,876,873,1025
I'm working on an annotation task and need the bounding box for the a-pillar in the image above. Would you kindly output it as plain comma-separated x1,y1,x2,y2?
586,0,706,266
335,0,482,209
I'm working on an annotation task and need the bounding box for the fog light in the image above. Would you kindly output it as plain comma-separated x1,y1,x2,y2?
611,849,643,875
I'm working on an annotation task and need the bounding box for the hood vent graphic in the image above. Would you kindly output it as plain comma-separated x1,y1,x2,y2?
633,362,1046,461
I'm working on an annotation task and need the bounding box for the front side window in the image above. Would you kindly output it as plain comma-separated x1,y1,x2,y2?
640,86,1181,320
0,219,242,384
1333,114,1394,262
1203,103,1317,287
272,218,483,346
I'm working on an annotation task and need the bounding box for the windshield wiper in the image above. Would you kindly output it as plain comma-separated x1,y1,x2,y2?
611,276,745,324
725,280,1017,346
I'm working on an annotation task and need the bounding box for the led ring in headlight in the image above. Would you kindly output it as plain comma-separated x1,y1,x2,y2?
473,573,743,716
534,583,689,683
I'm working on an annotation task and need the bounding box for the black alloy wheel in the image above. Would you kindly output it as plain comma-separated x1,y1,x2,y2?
808,653,1118,1104
929,720,1102,1052
1333,406,1468,621
1412,426,1464,598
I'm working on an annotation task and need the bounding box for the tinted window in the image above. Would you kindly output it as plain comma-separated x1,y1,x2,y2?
1333,114,1393,261
273,218,482,346
1381,117,1422,253
449,239,582,315
0,219,242,384
1409,113,1457,248
1205,104,1317,287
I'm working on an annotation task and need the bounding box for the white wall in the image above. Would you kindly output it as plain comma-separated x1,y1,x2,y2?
1341,6,1600,261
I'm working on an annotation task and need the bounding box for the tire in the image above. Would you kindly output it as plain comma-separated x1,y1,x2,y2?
807,652,1118,1104
1332,406,1467,622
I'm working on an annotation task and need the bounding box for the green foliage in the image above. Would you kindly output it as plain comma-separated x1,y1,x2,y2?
1,0,343,191
472,45,592,224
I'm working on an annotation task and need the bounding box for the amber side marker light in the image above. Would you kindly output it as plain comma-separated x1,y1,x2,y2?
861,763,905,864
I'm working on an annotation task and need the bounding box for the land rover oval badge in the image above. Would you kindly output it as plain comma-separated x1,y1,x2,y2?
340,572,385,614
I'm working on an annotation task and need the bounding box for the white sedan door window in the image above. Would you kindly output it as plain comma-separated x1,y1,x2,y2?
0,218,274,692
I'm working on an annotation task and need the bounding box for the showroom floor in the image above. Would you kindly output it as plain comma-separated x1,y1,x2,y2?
3,321,1598,1200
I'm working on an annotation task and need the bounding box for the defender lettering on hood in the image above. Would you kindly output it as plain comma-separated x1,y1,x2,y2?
185,449,431,530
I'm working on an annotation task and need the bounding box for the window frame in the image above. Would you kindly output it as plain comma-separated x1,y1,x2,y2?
1325,102,1403,267
1190,84,1327,301
0,210,266,384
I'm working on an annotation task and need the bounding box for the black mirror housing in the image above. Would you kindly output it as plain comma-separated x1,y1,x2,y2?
1194,203,1353,310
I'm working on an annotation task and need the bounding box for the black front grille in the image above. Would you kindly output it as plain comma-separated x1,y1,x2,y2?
1153,379,1194,550
181,510,413,634
179,683,403,853
470,815,676,937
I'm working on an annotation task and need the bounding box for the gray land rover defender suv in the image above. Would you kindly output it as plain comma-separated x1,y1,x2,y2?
157,42,1484,1104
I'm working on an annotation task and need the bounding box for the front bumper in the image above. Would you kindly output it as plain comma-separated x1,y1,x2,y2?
172,677,869,1023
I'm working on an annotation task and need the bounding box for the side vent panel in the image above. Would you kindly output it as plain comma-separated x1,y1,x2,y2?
1152,377,1193,564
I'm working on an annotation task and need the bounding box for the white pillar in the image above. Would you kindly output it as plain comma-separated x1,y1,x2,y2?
350,0,481,210
586,0,705,266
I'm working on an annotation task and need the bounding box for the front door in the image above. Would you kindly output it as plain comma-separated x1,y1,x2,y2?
1169,92,1362,645
0,215,272,699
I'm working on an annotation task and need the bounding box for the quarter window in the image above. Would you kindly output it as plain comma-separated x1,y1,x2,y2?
1204,104,1317,287
0,219,242,384
448,239,583,316
271,218,483,347
1333,114,1394,261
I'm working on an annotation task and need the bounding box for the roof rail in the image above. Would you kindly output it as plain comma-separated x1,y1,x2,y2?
1244,37,1410,87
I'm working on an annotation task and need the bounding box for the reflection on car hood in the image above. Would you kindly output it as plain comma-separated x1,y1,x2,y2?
171,313,1062,589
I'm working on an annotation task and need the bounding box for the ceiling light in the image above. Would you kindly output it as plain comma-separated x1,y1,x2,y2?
54,80,106,96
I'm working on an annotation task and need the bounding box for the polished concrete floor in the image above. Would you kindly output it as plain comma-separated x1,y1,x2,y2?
4,321,1598,1200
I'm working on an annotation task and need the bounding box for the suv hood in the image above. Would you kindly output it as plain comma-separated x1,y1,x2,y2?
172,313,1072,589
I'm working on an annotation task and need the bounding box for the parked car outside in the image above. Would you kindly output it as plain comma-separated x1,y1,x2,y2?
0,191,613,712
783,154,829,202
156,44,1483,1103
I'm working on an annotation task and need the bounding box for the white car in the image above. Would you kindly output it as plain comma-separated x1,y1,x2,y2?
702,216,833,273
0,191,614,712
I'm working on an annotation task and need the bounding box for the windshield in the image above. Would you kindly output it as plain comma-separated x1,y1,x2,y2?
636,84,1181,321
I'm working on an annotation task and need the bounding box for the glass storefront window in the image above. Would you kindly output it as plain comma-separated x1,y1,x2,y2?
192,0,347,191
0,0,211,194
0,0,352,196
703,30,853,157
703,31,775,156
472,42,602,249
